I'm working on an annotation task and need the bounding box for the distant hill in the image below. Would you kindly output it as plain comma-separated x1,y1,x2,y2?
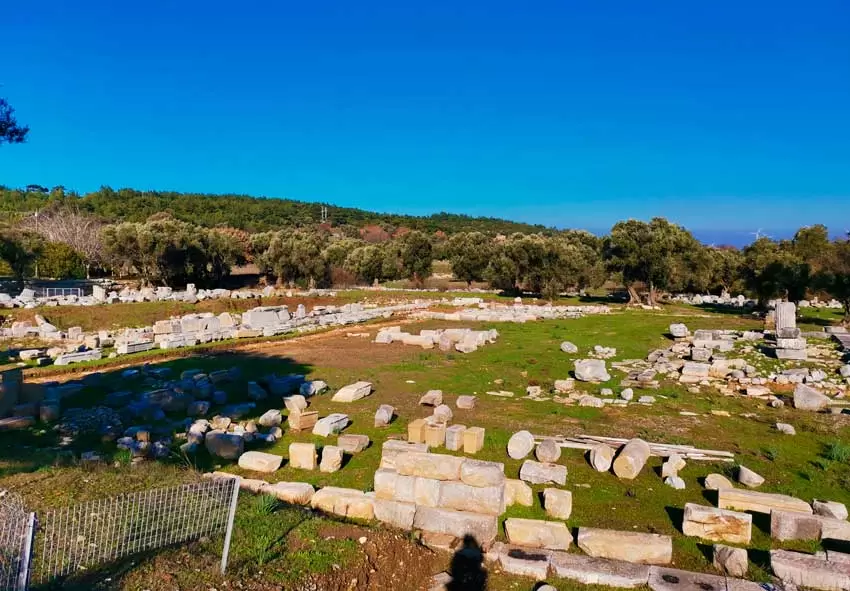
0,186,552,235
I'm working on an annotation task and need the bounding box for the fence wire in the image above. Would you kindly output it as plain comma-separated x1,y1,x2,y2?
31,478,238,585
0,491,32,591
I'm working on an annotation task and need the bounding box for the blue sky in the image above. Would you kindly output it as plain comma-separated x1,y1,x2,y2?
3,1,849,241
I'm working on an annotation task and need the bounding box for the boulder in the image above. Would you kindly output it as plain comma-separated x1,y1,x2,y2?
535,439,562,463
238,451,283,473
258,409,282,427
776,422,796,435
456,395,477,409
813,500,848,521
204,430,244,459
737,465,765,488
682,503,752,544
283,395,308,412
793,383,831,411
574,359,610,382
505,518,571,550
507,430,535,459
560,341,579,354
374,404,395,427
331,381,373,402
577,527,672,565
419,390,443,406
543,488,572,519
432,404,453,424
519,460,567,485
669,323,690,338
713,544,748,577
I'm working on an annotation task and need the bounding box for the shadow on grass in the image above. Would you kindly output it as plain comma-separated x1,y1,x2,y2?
665,506,685,534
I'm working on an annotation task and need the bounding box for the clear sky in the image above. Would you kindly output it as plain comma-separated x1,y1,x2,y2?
3,1,849,240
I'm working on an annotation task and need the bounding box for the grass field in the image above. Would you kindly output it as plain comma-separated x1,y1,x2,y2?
1,300,848,590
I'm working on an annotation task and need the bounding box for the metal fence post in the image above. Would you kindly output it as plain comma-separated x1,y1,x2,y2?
219,478,240,575
16,512,36,591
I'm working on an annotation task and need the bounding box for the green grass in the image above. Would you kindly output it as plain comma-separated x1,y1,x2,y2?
3,301,850,589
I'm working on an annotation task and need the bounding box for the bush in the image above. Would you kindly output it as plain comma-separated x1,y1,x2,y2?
37,242,85,279
823,441,850,463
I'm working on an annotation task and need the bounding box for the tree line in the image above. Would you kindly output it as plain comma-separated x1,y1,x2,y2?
0,200,847,320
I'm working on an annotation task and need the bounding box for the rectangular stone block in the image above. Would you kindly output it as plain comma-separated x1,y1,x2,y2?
408,418,426,443
505,518,571,550
577,527,672,565
310,487,374,520
718,488,813,515
287,410,318,431
379,440,429,470
395,452,464,481
238,451,283,473
445,424,467,451
373,498,416,529
414,477,442,507
413,506,498,545
460,459,505,488
461,426,485,454
549,552,651,588
772,510,850,542
289,442,317,470
682,503,752,544
423,423,446,447
488,542,553,580
519,460,567,485
439,480,506,516
771,549,850,591
264,481,315,505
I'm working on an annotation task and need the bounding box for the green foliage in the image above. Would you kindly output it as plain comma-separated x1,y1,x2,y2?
398,230,433,285
37,242,86,279
253,493,281,516
0,97,29,144
262,230,328,287
0,229,42,280
823,441,850,463
446,231,492,286
742,237,810,305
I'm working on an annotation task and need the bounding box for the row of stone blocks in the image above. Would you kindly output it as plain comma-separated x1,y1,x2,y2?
407,419,484,453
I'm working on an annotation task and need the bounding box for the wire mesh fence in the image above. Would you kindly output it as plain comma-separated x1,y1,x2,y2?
29,477,239,587
0,491,34,591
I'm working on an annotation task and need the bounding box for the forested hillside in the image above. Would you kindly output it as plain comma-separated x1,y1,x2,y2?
0,186,550,235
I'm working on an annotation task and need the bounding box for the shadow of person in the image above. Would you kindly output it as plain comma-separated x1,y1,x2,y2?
447,535,487,591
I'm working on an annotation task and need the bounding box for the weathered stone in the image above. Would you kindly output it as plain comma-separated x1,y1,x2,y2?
373,468,414,502
794,383,831,411
771,549,850,591
505,479,533,507
423,423,447,447
713,544,748,577
647,566,728,591
554,379,575,393
310,487,374,520
288,409,319,431
312,413,349,437
682,503,752,544
574,359,611,382
577,527,673,565
505,517,571,550
331,381,372,402
669,323,690,338
813,500,848,520
373,498,416,529
661,453,686,478
664,476,686,490
258,409,283,427
718,488,813,515
414,476,441,507
463,426,485,454
413,506,498,545
771,509,850,542
204,430,244,459
264,481,315,505
519,460,567,485
560,341,579,353
432,404,453,424
299,380,328,397
589,443,614,472
283,395,308,412
238,451,283,473
440,480,505,515
681,362,710,378
445,424,466,451
737,465,765,488
612,439,651,480
507,430,535,459
289,442,317,470
338,434,369,454
549,552,651,588
419,390,443,406
460,458,505,487
704,473,734,491
776,422,796,435
319,445,344,473
395,451,464,480
374,404,394,427
543,488,572,520
407,418,426,443
379,440,429,470
536,439,562,463
487,542,552,580
456,395,477,409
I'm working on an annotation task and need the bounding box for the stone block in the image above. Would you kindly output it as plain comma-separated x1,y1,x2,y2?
265,481,315,505
408,418,426,443
771,510,850,542
320,445,344,473
310,487,374,520
456,395,477,409
460,459,505,487
445,424,466,451
713,544,748,577
718,488,812,515
312,413,349,436
338,434,370,453
413,506,498,545
374,468,416,503
289,442,317,470
463,426,485,454
288,410,319,431
489,543,553,579
439,480,505,515
373,498,416,529
770,549,850,591
374,404,394,427
794,383,831,411
379,440,429,470
543,488,573,520
395,451,464,481
682,503,752,544
414,476,442,507
331,381,372,402
577,527,673,565
519,460,567,485
237,451,283,473
423,423,447,447
505,479,533,507
204,430,244,459
647,566,728,591
813,500,848,520
549,552,651,588
505,518,571,550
